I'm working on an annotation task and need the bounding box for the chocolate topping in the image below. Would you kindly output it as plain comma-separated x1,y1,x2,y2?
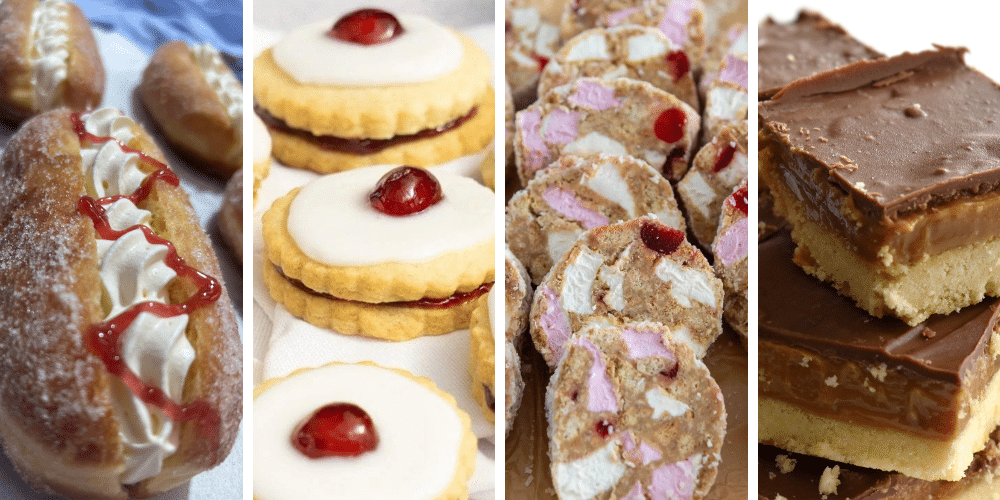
254,103,477,155
758,11,883,100
759,47,1000,220
759,231,1000,437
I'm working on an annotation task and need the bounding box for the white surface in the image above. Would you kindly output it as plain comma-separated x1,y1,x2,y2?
761,1,1000,81
0,29,243,500
252,13,496,500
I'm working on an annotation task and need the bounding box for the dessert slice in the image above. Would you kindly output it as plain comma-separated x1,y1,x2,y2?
529,215,723,367
712,182,748,343
676,123,748,248
548,322,725,500
505,0,564,109
506,153,685,285
758,10,882,100
759,230,1000,481
262,165,494,340
759,47,1000,325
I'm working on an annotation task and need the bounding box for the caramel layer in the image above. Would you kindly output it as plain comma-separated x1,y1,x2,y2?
759,231,1000,440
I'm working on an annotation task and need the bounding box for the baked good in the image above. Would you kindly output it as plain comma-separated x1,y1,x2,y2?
711,182,748,343
676,123,748,249
253,9,494,173
506,153,685,285
538,25,699,110
218,168,243,262
254,361,477,500
481,147,495,190
701,51,747,144
469,292,495,423
547,322,725,500
139,40,243,178
0,0,104,123
759,47,1000,325
529,215,723,367
559,0,707,71
759,230,1000,481
505,245,533,343
504,80,522,201
0,108,241,498
758,10,882,100
253,113,272,206
759,430,1000,500
262,165,494,339
515,77,700,184
505,334,524,437
505,0,565,109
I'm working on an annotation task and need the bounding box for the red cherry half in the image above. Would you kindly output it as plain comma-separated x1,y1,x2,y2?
640,220,685,256
329,9,404,45
665,50,690,81
293,403,379,458
654,108,686,144
369,166,443,216
729,185,749,216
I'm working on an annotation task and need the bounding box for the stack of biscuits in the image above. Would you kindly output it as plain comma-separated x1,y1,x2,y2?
758,11,1000,500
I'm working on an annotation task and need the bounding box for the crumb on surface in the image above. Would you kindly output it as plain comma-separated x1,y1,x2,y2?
868,363,887,382
776,454,797,474
825,376,838,387
819,465,841,496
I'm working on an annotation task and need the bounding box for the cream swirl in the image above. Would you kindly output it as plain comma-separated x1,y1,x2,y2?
81,109,195,484
191,43,243,133
28,0,70,110
272,13,463,85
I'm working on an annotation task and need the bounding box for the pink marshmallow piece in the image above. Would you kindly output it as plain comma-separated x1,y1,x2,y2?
542,109,580,145
719,54,748,90
539,285,572,362
650,456,697,500
517,108,549,171
639,442,663,465
542,187,609,230
658,0,694,48
575,336,618,413
568,80,622,111
606,6,640,26
621,327,675,360
716,217,748,267
623,481,645,500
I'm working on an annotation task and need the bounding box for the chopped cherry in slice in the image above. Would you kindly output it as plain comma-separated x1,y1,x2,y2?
640,220,685,256
713,144,737,173
293,403,379,458
659,362,679,381
654,108,686,144
729,185,749,216
663,146,686,181
665,50,690,81
329,9,404,45
595,419,615,438
369,166,443,216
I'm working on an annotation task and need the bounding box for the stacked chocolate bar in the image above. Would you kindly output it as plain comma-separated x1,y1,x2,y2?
758,12,1000,500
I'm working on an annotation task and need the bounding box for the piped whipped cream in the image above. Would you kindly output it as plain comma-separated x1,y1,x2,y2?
191,43,243,134
272,13,463,85
28,0,70,110
80,109,195,484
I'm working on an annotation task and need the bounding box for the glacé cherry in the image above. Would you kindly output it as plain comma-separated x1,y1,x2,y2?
640,220,685,256
654,108,685,144
369,166,443,216
293,403,379,458
329,9,404,45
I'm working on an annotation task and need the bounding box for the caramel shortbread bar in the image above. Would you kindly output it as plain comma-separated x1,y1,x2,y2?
759,231,1000,481
759,47,1000,325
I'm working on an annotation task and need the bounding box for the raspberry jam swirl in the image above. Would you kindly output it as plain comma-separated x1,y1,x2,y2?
71,111,223,475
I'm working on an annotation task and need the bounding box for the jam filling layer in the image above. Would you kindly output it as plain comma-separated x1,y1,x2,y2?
254,103,477,155
276,265,492,308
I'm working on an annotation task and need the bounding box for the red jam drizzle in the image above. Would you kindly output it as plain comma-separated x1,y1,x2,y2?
713,143,737,173
70,112,223,458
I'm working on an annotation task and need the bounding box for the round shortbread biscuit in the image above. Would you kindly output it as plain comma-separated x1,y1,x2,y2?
530,215,723,367
505,0,565,109
676,123,748,249
712,182,748,343
560,0,707,70
506,153,685,285
539,25,699,110
547,322,725,500
254,361,477,500
514,77,700,185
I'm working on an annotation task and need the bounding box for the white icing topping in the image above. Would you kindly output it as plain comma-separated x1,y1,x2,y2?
554,440,627,500
560,247,604,314
287,165,493,266
28,0,69,110
582,159,636,217
654,258,717,308
626,32,667,62
272,14,463,85
253,114,272,164
645,387,690,418
191,43,242,133
80,108,194,483
564,132,627,157
253,364,465,500
565,33,609,62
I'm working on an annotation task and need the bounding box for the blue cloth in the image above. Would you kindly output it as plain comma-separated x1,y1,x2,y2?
76,0,243,78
